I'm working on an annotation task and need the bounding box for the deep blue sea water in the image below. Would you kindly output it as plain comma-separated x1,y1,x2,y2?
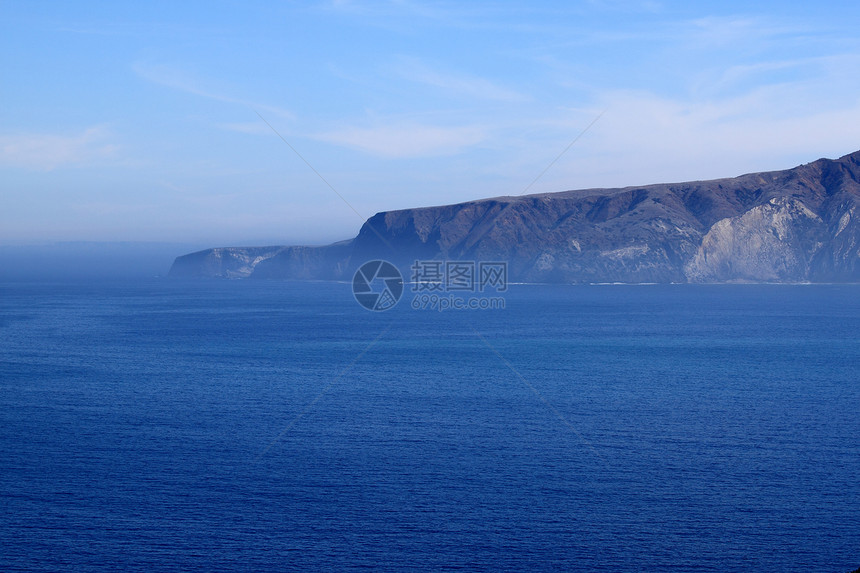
1,280,858,572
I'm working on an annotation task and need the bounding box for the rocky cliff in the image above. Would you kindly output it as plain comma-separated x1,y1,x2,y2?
168,150,860,283
168,241,353,279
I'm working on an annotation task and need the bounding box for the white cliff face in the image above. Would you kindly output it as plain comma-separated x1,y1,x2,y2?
835,209,852,237
206,247,283,278
822,205,860,277
169,246,285,278
685,198,824,282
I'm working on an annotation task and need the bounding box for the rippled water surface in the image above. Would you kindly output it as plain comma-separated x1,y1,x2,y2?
2,281,858,571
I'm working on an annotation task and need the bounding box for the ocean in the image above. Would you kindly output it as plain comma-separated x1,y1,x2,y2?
1,280,858,572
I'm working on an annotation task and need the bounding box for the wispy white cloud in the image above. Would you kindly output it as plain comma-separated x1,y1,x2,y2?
315,123,485,158
322,0,483,24
695,52,860,99
392,57,528,102
586,0,663,13
541,85,860,191
133,62,294,120
215,122,274,135
0,127,118,170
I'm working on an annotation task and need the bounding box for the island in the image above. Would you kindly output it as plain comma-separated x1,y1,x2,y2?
169,150,860,283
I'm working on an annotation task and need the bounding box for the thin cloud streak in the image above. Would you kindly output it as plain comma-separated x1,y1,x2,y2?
392,58,529,102
0,127,118,170
315,123,486,158
216,122,274,135
133,62,294,120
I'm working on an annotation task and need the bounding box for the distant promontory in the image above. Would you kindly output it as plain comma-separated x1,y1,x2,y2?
169,150,860,283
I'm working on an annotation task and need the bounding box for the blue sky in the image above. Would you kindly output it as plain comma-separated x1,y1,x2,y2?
2,1,860,246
